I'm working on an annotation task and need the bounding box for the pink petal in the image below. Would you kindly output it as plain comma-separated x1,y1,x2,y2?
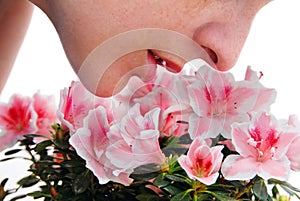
210,145,224,174
287,136,300,171
188,114,210,139
253,88,276,112
106,140,137,169
231,122,257,158
33,92,57,136
178,138,223,185
132,130,164,165
69,130,109,184
258,158,290,181
189,114,228,140
287,114,300,129
178,155,192,176
244,67,277,112
188,82,211,117
0,131,23,151
227,82,258,114
70,127,102,163
197,172,219,185
244,66,259,81
222,114,250,139
274,132,297,160
221,155,258,180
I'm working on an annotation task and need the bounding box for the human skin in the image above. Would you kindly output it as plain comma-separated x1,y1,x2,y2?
0,0,33,93
1,0,270,97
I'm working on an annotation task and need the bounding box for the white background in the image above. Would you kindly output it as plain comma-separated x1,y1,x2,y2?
1,0,300,200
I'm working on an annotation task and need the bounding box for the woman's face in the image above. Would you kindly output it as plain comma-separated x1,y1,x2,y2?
31,0,270,97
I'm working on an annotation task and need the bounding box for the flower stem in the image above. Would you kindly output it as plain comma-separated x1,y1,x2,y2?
234,176,260,199
25,144,36,163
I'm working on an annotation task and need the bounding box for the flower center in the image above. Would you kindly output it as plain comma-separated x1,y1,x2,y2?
204,85,232,118
212,100,226,118
193,156,212,178
248,127,279,162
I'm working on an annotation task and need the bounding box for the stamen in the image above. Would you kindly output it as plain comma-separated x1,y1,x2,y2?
176,120,189,124
259,71,264,79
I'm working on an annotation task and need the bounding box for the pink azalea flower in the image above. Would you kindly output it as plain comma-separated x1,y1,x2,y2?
69,106,132,185
0,94,37,151
113,66,178,118
222,112,297,181
188,65,260,139
244,66,277,112
32,92,57,136
106,104,165,172
134,87,189,137
57,81,112,134
115,66,190,137
178,137,224,185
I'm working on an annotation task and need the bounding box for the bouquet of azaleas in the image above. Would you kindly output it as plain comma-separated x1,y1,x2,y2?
1,59,300,201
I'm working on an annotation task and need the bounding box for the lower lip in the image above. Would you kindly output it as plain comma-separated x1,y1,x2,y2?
164,60,182,73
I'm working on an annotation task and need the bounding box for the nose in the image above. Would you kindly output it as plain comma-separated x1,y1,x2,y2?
193,22,250,71
192,1,270,71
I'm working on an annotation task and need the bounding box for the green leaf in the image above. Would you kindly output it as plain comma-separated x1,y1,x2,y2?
253,179,269,201
136,194,161,201
9,194,27,201
0,157,15,162
61,159,85,168
18,137,35,146
170,191,191,201
1,178,8,187
24,134,50,139
27,191,52,199
17,175,40,188
64,173,78,180
34,140,53,153
204,191,236,201
163,185,182,195
131,171,159,181
165,174,186,183
280,185,300,199
36,160,58,166
269,178,300,193
272,185,280,198
72,171,90,194
4,149,22,156
196,193,211,201
153,174,170,188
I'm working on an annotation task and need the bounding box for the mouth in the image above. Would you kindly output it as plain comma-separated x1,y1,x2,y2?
147,50,185,73
147,47,217,73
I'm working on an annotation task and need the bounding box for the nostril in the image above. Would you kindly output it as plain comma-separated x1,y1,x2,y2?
201,46,218,64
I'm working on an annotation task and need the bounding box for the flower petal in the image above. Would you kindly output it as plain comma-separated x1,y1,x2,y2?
222,155,258,180
258,158,290,181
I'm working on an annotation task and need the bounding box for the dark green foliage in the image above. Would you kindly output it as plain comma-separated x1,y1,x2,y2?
1,127,300,201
